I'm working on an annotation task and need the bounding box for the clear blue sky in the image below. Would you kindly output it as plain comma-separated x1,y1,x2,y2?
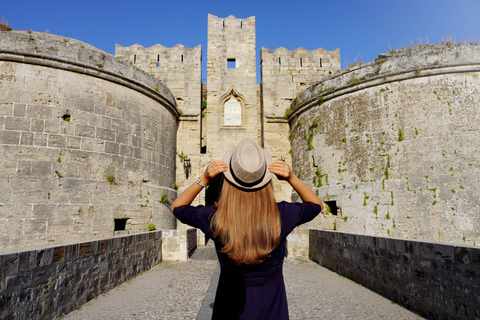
2,0,479,83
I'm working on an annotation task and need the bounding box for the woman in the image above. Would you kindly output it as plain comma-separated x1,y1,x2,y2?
170,138,323,320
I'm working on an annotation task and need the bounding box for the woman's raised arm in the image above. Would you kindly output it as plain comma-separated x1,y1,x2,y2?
170,160,228,212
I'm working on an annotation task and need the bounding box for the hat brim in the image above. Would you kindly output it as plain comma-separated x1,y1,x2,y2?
222,146,274,191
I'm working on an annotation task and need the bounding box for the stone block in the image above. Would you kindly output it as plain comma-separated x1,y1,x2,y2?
33,133,47,146
36,248,54,266
0,103,13,116
32,205,58,219
0,131,20,145
20,132,34,146
75,124,96,138
47,134,66,148
18,251,36,272
13,104,26,117
61,122,75,136
96,128,116,142
80,138,104,152
4,253,19,276
65,136,81,149
5,220,24,235
31,119,44,132
44,120,60,134
105,142,119,155
434,243,454,261
31,162,52,175
4,117,31,131
26,105,54,120
24,219,47,235
77,99,95,113
6,272,33,290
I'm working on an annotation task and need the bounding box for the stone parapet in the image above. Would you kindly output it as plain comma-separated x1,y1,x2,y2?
310,229,480,320
0,231,162,320
162,228,197,261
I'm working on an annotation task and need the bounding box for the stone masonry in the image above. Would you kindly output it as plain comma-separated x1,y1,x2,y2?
0,31,178,251
310,229,480,319
0,230,162,320
261,46,340,200
116,14,340,205
290,44,480,245
115,44,203,209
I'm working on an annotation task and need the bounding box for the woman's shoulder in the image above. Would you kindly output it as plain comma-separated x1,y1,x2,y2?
277,201,322,212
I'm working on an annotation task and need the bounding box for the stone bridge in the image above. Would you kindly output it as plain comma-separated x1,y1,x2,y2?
1,228,478,319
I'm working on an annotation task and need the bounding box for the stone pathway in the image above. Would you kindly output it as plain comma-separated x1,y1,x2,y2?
65,248,423,320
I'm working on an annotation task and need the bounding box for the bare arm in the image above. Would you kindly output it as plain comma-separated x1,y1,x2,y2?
170,160,228,213
268,161,324,210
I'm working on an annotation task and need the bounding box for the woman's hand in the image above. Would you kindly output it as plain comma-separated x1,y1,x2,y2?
268,161,292,181
269,160,323,208
202,160,228,184
171,160,227,213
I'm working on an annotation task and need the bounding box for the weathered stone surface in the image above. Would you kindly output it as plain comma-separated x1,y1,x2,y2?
0,31,178,251
0,230,162,320
291,44,480,245
310,229,480,320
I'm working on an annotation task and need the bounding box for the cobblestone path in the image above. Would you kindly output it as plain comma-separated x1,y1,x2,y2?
65,251,422,320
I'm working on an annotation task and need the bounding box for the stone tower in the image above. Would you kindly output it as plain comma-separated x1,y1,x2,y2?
204,14,259,161
115,14,341,206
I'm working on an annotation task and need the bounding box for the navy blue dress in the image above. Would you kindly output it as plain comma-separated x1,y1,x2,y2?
174,201,321,320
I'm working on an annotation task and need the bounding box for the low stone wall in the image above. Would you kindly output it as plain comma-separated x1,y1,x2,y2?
286,228,309,259
310,229,480,319
0,231,162,319
162,228,197,261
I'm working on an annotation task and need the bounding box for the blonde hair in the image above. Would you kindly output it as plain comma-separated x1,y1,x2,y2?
211,179,281,265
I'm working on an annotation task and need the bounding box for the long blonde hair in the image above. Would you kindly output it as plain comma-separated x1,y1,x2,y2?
210,179,281,265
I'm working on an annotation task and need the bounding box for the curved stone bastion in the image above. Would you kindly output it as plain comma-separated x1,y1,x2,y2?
0,31,178,250
288,44,480,245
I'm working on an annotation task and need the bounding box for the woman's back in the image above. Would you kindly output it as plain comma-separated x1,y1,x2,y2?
170,138,323,319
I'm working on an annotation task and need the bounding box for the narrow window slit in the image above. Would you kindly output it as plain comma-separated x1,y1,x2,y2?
279,57,281,67
181,55,183,64
320,58,322,67
134,54,136,64
157,55,160,67
300,58,303,67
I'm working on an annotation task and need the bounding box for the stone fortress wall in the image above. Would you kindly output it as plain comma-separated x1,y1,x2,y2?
0,31,178,250
289,43,480,245
261,46,340,199
115,14,341,205
115,43,202,208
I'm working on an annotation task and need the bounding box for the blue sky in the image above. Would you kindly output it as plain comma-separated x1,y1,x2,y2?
2,0,479,83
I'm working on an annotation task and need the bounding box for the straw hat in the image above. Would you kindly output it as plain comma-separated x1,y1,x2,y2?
222,138,273,190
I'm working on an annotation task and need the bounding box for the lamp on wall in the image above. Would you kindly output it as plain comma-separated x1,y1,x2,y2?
183,158,191,179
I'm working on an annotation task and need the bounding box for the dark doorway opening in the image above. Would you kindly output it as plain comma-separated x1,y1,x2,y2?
325,201,338,215
114,218,128,231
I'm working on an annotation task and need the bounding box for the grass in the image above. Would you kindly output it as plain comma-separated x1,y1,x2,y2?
160,191,168,204
0,18,12,31
106,174,115,185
